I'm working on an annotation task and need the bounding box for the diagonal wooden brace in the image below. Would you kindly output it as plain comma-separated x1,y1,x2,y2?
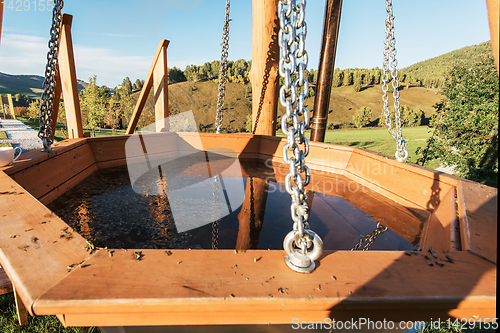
126,40,170,134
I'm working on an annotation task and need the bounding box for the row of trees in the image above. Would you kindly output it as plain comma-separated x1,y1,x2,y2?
352,105,425,128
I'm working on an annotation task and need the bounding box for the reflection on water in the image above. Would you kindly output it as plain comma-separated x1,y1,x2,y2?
47,158,420,251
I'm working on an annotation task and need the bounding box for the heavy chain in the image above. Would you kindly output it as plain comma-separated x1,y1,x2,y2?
212,174,220,250
279,0,322,273
351,222,388,251
215,0,231,134
38,0,64,151
381,0,408,162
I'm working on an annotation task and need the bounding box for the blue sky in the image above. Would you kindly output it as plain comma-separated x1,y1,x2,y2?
0,0,492,88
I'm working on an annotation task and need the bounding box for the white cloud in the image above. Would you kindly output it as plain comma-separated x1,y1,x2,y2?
0,33,156,87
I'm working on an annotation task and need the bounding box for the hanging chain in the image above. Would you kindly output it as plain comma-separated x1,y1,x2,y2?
279,0,322,273
215,0,231,134
212,174,220,249
351,222,388,251
382,0,408,162
38,0,64,151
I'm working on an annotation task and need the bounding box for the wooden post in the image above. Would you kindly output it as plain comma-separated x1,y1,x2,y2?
153,45,169,132
58,14,84,139
310,0,343,142
13,284,29,326
235,177,269,250
126,40,170,134
7,94,15,119
249,0,279,136
486,0,499,74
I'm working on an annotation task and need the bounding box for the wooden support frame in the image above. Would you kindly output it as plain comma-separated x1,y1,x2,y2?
126,40,170,134
0,133,496,327
52,14,84,140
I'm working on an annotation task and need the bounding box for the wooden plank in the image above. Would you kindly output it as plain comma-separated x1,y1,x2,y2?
153,44,169,132
345,150,454,211
38,164,98,205
9,143,96,200
249,0,279,135
0,171,91,315
89,133,178,164
419,188,456,252
459,181,497,263
0,266,12,295
34,250,495,324
58,14,83,139
126,40,170,134
0,139,88,176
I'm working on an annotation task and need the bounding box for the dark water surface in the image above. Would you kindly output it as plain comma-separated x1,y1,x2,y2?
47,157,421,251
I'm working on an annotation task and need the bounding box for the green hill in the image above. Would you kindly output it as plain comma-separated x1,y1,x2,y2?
402,41,493,86
0,72,88,98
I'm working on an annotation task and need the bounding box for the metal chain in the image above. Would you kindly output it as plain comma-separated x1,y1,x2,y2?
351,222,388,251
215,0,231,134
381,0,408,162
212,174,220,249
279,0,322,273
38,0,64,151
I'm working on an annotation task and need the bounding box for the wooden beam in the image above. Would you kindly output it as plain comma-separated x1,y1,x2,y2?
153,44,169,132
249,0,279,136
486,0,499,74
58,14,84,139
126,40,170,134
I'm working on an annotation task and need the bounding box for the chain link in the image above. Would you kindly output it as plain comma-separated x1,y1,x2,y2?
351,222,388,251
215,0,231,134
381,0,408,162
279,0,322,273
212,174,220,250
38,0,64,151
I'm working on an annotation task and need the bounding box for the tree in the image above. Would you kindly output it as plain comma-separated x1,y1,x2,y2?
417,54,498,185
342,71,353,86
353,106,372,128
26,99,41,120
80,76,107,131
353,73,362,92
332,69,342,88
168,67,186,84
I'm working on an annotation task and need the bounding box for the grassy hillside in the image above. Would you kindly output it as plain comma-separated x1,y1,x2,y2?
298,85,442,127
402,41,492,83
133,82,442,131
0,72,88,98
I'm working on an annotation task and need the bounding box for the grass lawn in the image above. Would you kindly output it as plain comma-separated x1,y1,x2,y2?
15,117,127,142
0,293,100,332
0,130,12,147
278,126,441,169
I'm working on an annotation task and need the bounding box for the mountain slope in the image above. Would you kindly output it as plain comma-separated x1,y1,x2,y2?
0,72,88,98
402,41,493,83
